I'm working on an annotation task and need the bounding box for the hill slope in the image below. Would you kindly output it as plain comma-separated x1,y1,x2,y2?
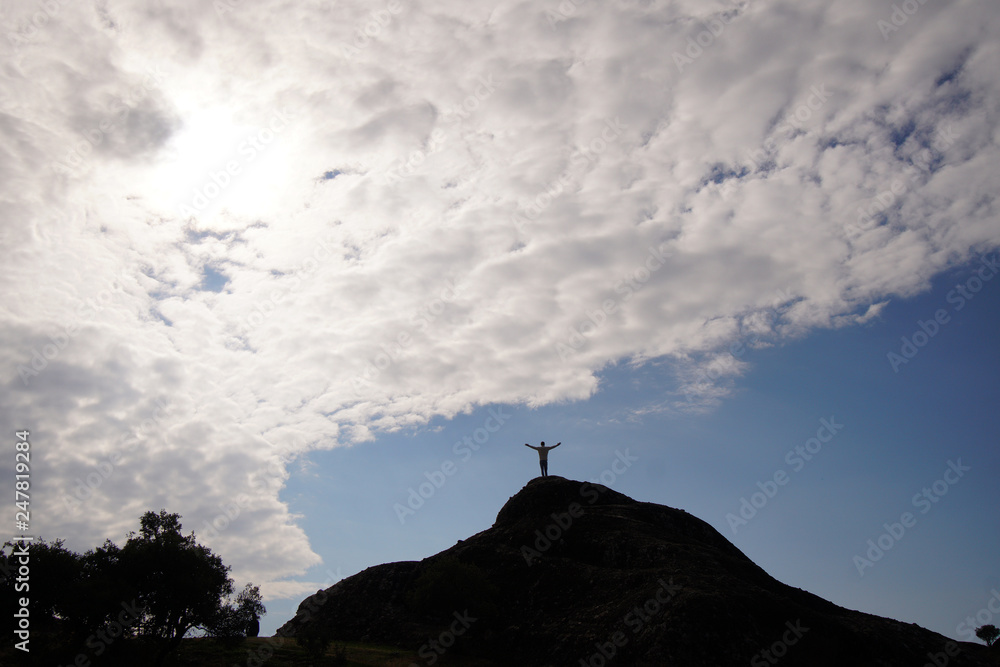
278,477,994,666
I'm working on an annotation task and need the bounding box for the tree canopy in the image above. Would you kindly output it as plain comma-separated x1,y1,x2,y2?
0,510,264,665
976,624,999,646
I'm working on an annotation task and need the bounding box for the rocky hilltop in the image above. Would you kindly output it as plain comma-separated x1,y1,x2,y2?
278,476,996,666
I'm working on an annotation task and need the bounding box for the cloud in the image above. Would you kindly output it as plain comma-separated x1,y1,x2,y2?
2,0,999,596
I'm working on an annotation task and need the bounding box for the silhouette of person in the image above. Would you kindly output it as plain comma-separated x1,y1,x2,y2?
525,441,561,477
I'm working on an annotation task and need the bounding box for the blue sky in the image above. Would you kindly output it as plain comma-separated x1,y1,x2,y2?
273,256,1000,640
2,0,1000,650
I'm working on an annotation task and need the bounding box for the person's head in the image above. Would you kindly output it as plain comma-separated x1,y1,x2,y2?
540,441,545,446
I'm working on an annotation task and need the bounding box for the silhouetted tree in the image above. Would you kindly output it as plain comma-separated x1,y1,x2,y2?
1,538,87,662
976,624,999,646
77,539,140,639
119,510,246,664
7,539,80,626
1,510,264,665
204,582,266,647
0,537,141,663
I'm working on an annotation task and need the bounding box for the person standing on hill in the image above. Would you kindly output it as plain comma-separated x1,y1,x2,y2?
525,441,561,477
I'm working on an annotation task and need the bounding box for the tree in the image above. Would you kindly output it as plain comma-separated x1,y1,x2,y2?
119,510,255,663
976,624,999,646
1,538,87,662
0,537,139,663
204,583,266,647
7,538,82,627
77,539,139,640
2,510,265,665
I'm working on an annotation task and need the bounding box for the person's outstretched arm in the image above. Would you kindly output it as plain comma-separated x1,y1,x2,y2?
552,442,561,448
525,443,538,450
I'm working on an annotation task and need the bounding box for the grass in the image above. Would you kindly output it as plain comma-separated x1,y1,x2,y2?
169,637,420,666
0,635,503,666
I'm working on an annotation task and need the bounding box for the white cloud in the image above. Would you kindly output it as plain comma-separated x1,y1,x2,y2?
2,0,999,596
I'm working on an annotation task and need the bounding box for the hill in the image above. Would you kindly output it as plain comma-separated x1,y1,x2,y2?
278,476,995,666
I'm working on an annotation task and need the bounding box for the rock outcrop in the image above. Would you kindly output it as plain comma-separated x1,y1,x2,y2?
279,476,995,666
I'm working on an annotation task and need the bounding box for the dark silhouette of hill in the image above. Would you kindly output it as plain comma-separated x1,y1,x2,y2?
278,477,994,666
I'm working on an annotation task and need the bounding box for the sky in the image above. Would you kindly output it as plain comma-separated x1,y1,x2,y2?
1,0,998,645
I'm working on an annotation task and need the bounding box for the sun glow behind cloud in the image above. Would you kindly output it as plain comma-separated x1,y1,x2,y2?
141,105,299,221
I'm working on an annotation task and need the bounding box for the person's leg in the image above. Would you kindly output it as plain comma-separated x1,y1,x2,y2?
540,460,547,477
